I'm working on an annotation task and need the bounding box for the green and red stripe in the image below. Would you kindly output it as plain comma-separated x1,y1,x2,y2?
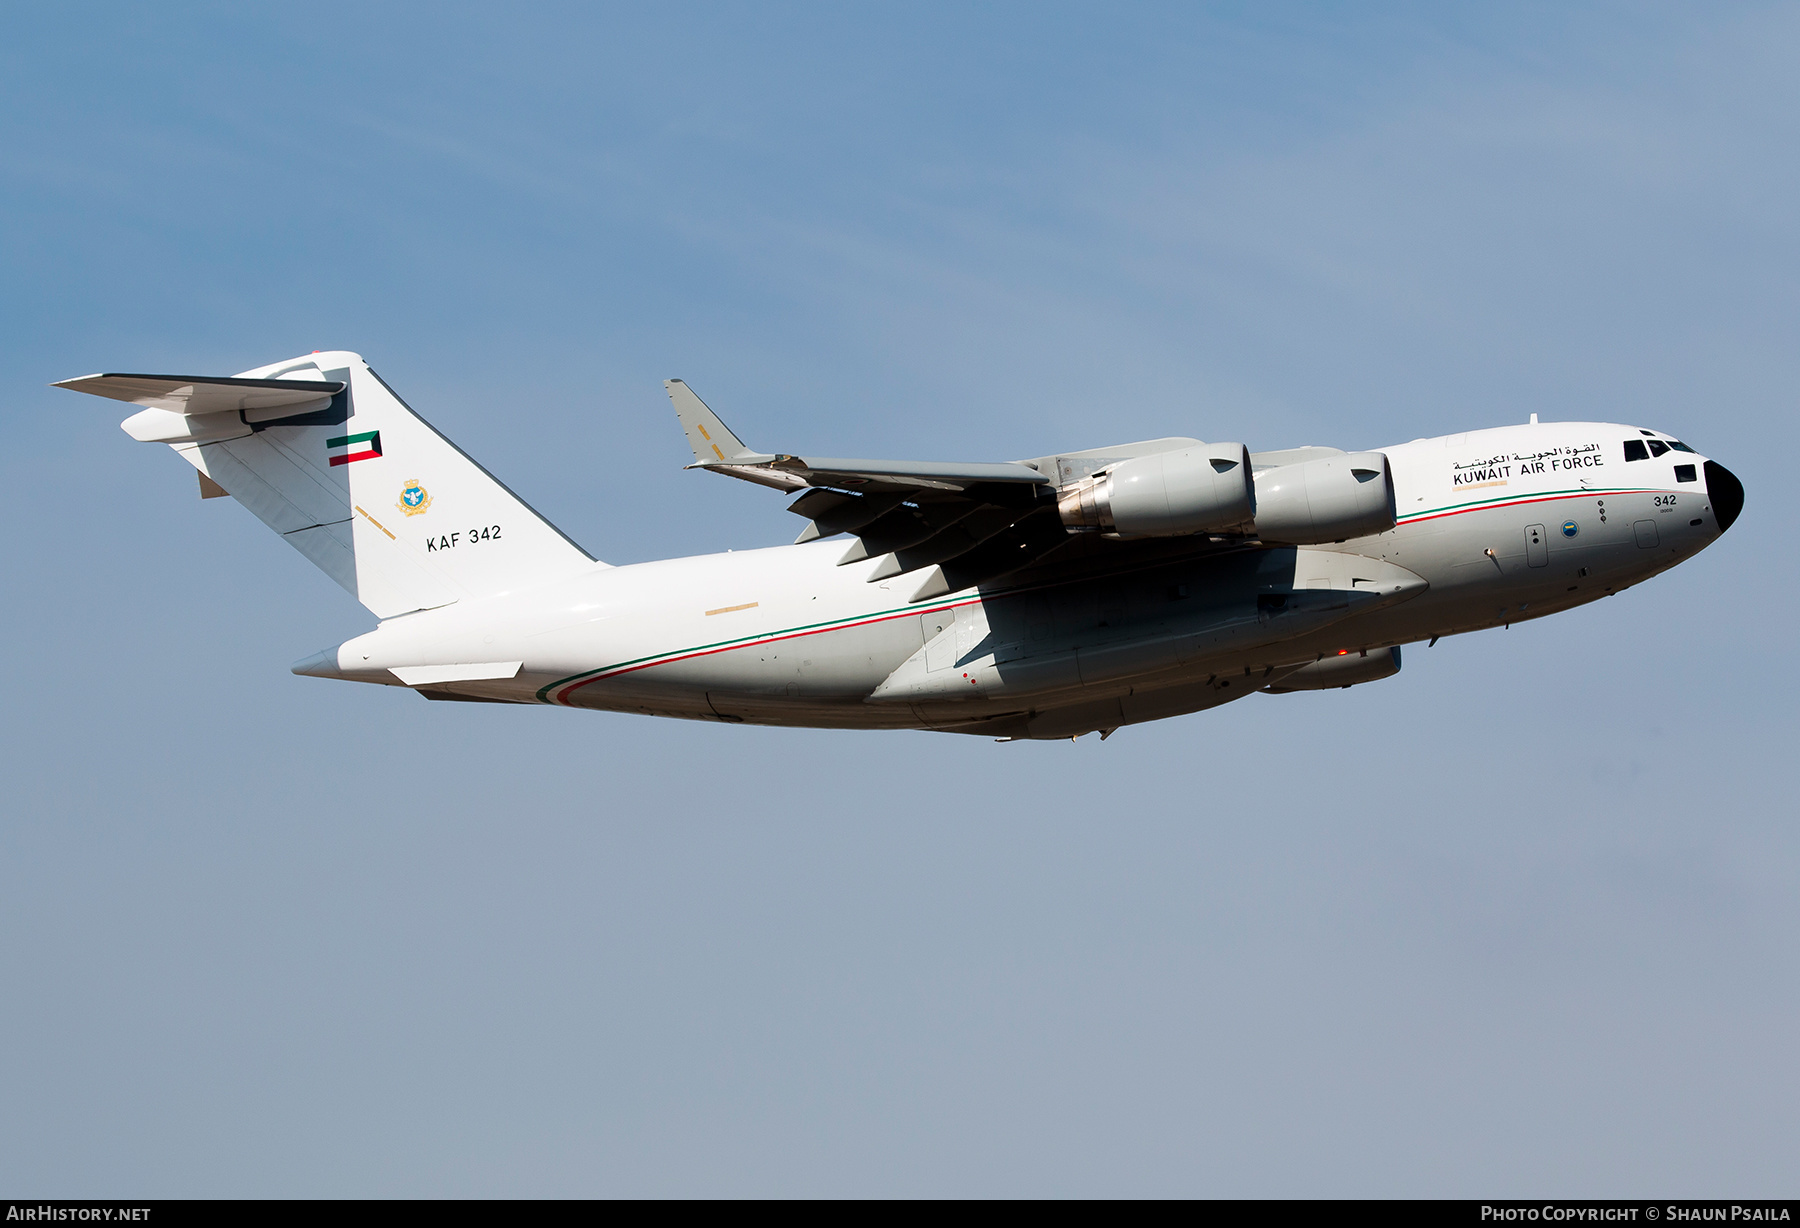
1396,485,1660,526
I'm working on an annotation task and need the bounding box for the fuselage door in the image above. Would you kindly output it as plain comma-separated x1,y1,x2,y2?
1525,523,1549,568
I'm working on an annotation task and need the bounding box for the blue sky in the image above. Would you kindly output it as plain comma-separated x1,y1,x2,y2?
3,2,1795,1195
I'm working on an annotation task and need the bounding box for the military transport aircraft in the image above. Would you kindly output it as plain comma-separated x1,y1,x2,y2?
59,351,1743,741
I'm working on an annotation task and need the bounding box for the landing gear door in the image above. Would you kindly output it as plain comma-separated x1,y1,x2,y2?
1525,523,1549,568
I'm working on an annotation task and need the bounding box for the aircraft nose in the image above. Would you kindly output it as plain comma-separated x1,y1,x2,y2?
1704,460,1745,533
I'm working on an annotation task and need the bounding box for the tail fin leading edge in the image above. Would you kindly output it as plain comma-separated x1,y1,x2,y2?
62,351,600,618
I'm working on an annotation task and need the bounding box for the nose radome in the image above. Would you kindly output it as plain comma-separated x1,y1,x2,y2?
1704,460,1745,533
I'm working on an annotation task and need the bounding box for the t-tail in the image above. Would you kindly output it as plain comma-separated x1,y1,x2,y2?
57,351,601,617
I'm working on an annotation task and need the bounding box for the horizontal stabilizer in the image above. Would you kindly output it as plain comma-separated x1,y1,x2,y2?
389,662,523,685
54,372,347,415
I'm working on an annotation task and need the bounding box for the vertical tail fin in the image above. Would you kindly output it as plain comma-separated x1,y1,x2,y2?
60,351,600,618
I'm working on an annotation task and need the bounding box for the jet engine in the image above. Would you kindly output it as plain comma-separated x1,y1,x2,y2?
1252,452,1395,544
1264,645,1401,692
1057,443,1255,538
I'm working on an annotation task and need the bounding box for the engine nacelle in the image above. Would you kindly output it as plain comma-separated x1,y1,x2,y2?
1264,645,1401,692
1057,443,1255,538
1252,452,1395,544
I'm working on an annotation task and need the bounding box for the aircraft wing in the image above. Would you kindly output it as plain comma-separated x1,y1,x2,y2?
666,379,1071,601
665,379,1046,490
741,455,1048,493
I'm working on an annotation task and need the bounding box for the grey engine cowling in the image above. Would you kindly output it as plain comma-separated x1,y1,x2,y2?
1251,452,1395,544
1056,445,1396,544
1057,443,1255,538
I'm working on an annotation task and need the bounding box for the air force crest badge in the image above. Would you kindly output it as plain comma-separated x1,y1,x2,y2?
397,480,432,516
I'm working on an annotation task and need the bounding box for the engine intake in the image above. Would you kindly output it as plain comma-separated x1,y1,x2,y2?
1252,452,1395,544
1057,443,1255,538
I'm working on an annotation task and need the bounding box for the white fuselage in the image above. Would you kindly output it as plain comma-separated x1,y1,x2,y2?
305,421,1730,738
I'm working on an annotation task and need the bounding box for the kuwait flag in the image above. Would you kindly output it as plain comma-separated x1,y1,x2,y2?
326,430,382,466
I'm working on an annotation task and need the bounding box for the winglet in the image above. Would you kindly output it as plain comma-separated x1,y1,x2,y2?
665,379,760,466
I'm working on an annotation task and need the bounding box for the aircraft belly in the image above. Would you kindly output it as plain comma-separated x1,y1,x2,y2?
1024,674,1257,739
924,664,1301,739
702,694,928,729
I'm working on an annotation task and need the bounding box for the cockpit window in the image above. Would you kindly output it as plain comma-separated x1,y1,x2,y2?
1647,439,1671,457
1668,440,1695,452
1623,439,1649,461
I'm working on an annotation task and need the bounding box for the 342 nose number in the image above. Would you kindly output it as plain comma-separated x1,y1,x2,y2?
1653,495,1679,507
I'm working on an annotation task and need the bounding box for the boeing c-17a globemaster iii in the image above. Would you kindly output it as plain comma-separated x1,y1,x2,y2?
59,351,1744,741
